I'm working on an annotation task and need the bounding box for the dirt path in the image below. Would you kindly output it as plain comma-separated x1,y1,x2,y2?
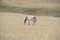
0,12,60,40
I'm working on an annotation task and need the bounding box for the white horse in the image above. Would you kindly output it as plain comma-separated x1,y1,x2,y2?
24,16,37,25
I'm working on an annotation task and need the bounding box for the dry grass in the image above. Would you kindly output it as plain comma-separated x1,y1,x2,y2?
0,12,60,40
0,4,60,17
0,0,60,40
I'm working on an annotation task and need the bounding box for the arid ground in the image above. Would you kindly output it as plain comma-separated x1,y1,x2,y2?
0,12,60,40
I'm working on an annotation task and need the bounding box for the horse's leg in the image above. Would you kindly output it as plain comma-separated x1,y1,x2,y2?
28,20,30,25
32,21,35,25
32,19,36,25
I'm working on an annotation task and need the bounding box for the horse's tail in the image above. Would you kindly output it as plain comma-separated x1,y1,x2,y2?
24,17,28,24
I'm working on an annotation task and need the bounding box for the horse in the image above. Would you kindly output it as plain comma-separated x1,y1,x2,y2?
24,16,37,25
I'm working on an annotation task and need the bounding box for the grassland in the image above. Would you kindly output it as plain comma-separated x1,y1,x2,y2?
0,12,60,40
0,3,60,17
0,0,60,40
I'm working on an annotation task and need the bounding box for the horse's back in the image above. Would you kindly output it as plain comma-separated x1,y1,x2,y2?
27,16,35,20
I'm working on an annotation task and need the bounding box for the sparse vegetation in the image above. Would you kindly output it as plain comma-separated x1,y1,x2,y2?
0,0,60,40
0,12,60,40
0,4,60,17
